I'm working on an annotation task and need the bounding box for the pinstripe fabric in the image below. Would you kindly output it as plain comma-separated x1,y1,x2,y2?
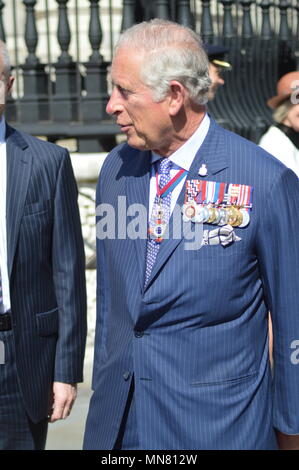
84,117,299,450
113,379,139,450
2,125,87,426
0,330,48,449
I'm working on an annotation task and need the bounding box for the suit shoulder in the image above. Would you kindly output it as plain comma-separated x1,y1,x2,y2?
8,127,69,164
217,124,289,176
100,141,141,177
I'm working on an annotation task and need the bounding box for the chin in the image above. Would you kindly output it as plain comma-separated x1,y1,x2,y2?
127,137,149,151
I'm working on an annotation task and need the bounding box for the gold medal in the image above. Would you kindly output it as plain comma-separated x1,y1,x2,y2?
231,208,243,227
226,206,238,225
208,207,217,224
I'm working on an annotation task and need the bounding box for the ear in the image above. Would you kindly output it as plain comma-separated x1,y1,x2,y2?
6,75,14,96
168,80,185,116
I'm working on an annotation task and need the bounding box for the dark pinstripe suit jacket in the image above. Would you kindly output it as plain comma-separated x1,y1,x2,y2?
5,124,87,423
84,117,299,449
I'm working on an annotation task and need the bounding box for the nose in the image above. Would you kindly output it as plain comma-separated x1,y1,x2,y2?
106,95,115,115
217,74,225,86
106,88,123,115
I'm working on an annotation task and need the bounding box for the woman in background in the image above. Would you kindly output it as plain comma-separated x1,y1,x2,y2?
259,71,299,177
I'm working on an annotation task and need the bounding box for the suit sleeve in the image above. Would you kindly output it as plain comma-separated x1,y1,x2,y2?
91,161,108,390
256,167,299,434
52,149,87,383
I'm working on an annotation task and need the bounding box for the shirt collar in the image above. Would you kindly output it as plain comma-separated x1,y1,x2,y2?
0,116,6,143
151,113,210,170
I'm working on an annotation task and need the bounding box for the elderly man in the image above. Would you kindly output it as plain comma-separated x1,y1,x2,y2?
0,41,87,449
84,20,299,450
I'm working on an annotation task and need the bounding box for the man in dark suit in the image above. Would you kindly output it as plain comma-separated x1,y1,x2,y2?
84,20,299,450
0,41,87,449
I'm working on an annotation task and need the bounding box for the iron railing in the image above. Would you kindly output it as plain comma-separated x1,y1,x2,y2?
2,0,299,150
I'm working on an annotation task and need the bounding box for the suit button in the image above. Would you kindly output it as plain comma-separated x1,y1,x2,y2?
123,371,131,381
134,330,144,338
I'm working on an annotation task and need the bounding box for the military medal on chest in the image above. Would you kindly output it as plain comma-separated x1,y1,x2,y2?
149,165,188,243
151,197,167,242
183,177,253,228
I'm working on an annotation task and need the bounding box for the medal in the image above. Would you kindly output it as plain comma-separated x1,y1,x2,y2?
201,206,210,223
182,200,197,222
193,205,204,223
151,164,188,242
211,207,221,225
184,179,253,228
153,204,165,218
152,222,167,239
185,203,196,219
239,208,250,227
231,208,243,227
226,206,238,225
218,208,228,226
182,201,204,223
208,207,217,224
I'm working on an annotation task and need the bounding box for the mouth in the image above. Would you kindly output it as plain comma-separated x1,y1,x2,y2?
117,123,132,132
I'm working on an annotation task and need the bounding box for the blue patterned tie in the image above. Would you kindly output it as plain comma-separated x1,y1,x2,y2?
144,158,172,287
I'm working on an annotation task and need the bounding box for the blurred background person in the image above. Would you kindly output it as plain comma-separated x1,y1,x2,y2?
205,44,231,101
259,71,299,177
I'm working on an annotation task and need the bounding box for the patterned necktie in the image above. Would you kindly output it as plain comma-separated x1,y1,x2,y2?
144,158,172,287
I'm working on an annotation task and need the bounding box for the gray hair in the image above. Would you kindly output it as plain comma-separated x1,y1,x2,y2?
115,19,211,105
0,40,11,81
273,99,293,124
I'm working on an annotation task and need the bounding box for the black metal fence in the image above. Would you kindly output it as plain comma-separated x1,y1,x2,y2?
2,0,299,151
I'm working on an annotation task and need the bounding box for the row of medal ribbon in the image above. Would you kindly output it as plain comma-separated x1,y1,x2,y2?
182,180,253,228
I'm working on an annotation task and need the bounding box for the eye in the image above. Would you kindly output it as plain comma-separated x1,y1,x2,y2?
117,85,131,98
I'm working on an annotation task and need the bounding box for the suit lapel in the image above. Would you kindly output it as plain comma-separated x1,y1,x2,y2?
125,149,151,291
6,125,31,277
144,118,229,290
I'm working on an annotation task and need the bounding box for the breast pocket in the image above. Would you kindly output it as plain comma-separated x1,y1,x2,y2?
194,239,246,260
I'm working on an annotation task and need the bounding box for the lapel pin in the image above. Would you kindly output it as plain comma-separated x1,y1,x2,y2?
198,163,208,177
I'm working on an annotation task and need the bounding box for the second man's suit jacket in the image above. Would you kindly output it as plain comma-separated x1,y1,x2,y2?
84,117,299,450
5,124,87,423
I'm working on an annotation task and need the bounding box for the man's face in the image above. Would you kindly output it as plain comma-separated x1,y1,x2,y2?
208,62,225,100
106,48,173,154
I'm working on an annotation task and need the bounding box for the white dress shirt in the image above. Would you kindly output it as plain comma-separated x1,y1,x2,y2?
0,116,11,312
149,113,210,219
